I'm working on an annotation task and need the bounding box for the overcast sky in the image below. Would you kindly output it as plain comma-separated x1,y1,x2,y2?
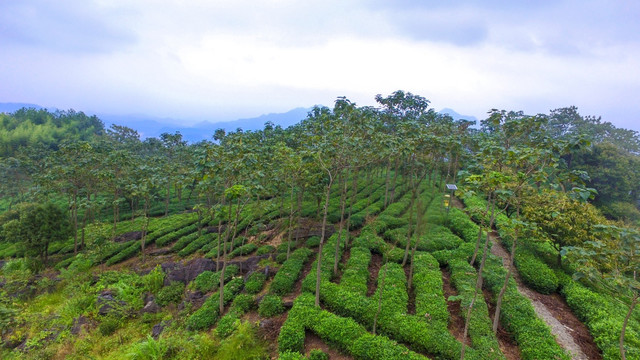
1,0,639,131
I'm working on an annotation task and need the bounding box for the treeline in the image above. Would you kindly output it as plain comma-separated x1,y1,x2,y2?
0,107,104,157
1,93,639,258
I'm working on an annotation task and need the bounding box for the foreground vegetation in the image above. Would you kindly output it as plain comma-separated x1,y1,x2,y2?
1,91,639,359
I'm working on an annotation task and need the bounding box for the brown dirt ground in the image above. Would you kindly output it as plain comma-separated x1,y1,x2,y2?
442,268,472,346
282,249,317,303
488,232,602,360
404,263,416,315
366,253,383,297
452,196,602,360
483,288,522,360
303,331,354,360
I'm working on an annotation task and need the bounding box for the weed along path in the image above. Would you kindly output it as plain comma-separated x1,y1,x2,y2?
488,231,601,360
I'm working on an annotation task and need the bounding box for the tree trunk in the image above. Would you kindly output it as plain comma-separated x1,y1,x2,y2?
373,261,389,335
287,183,296,260
461,196,496,360
73,190,78,255
470,192,491,266
384,160,392,207
390,159,400,203
492,204,521,333
165,181,170,216
220,199,234,313
344,168,358,248
620,292,639,360
315,179,333,307
334,172,349,275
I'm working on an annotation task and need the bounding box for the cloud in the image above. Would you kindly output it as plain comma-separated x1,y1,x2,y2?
0,0,638,132
0,1,136,53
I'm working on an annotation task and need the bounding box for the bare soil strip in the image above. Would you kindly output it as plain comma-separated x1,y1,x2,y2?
488,232,601,360
441,268,472,345
282,248,318,303
304,331,354,360
366,253,383,297
404,263,416,315
483,289,522,360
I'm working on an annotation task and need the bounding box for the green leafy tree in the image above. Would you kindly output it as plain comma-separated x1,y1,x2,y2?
566,225,640,360
2,202,71,271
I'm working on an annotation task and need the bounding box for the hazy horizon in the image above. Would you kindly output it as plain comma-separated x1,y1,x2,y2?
1,1,638,131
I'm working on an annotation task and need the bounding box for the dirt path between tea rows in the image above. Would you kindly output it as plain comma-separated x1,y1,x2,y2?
488,231,601,360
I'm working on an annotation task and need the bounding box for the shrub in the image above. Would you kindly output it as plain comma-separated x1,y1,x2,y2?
143,265,165,294
482,256,570,360
231,294,255,313
278,351,306,360
258,294,284,318
339,246,371,296
156,282,185,307
192,265,239,293
105,241,140,266
276,253,288,264
99,315,121,336
178,233,216,257
446,208,480,243
185,278,244,330
308,349,329,360
215,321,268,360
448,258,503,358
305,236,321,248
514,250,558,294
271,247,313,295
256,245,275,255
228,243,258,258
413,253,448,326
245,272,266,294
216,311,240,339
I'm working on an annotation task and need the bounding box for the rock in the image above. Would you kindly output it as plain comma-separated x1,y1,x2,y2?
162,258,216,285
113,231,143,243
141,301,160,314
205,225,226,234
97,289,127,316
148,248,171,256
0,260,6,269
152,320,172,339
283,300,294,309
71,316,89,335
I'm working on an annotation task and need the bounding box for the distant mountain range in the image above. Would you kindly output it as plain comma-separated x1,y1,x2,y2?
438,108,478,122
98,107,313,143
1,102,479,143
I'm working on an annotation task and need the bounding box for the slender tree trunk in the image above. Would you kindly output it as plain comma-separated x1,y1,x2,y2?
461,196,496,360
407,191,426,290
620,292,639,360
220,199,234,313
287,182,296,260
470,192,491,266
344,168,358,248
373,261,389,335
402,197,415,266
492,204,520,333
295,187,304,245
165,181,170,216
383,160,392,207
390,159,400,203
315,178,333,307
334,172,349,275
73,190,78,255
402,169,418,266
